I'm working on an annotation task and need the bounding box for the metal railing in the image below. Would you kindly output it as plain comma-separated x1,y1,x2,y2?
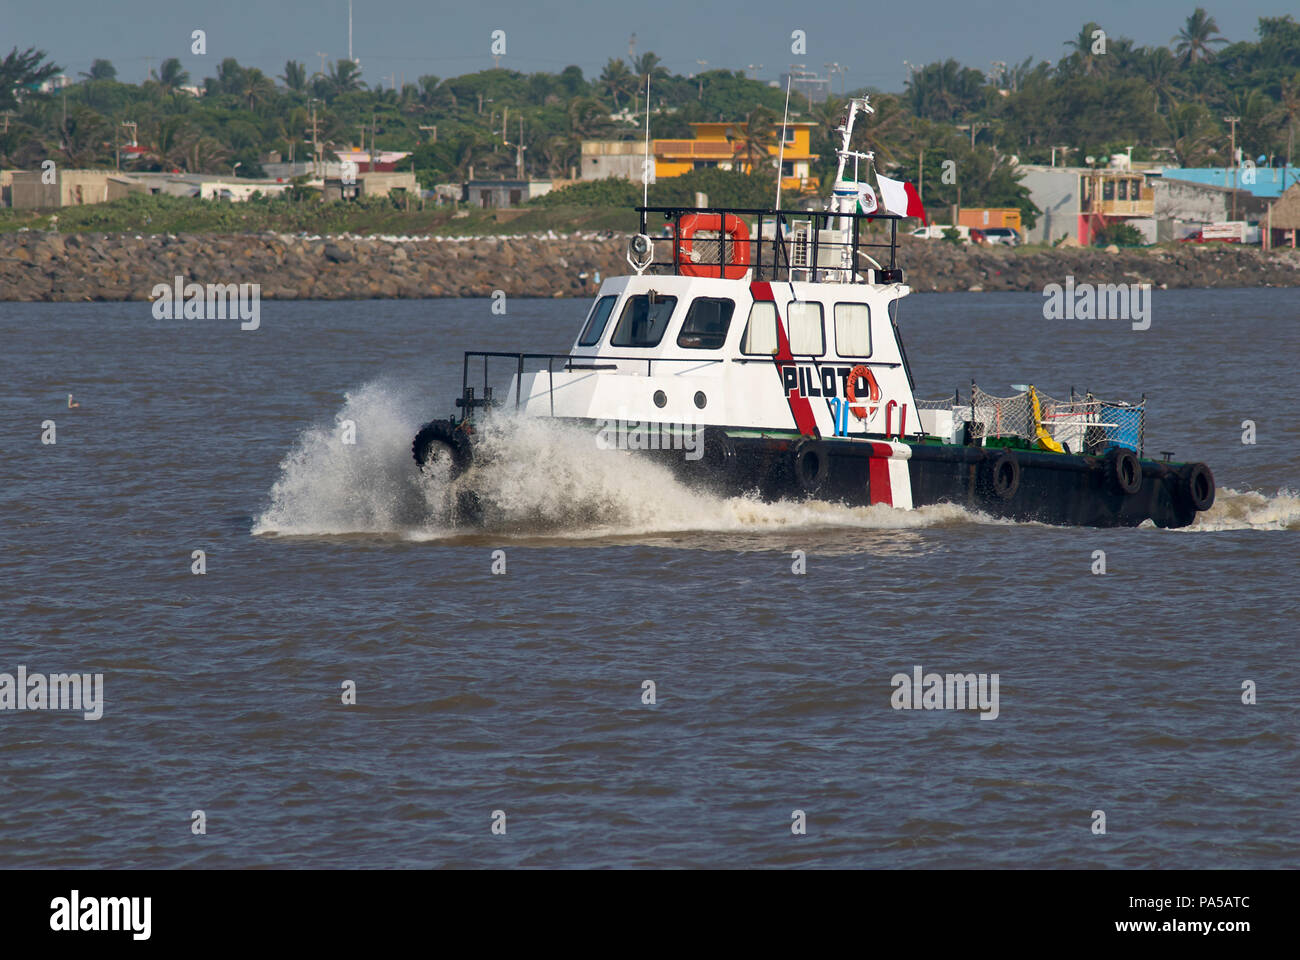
636,205,905,284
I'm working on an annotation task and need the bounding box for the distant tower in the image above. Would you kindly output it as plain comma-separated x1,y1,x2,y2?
629,33,637,61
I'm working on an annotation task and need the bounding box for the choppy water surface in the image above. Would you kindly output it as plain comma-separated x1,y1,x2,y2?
2,290,1298,868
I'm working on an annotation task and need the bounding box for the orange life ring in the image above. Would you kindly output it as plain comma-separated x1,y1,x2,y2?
675,213,751,279
846,365,880,420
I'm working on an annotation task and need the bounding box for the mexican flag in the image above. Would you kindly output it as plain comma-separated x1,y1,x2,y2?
855,183,878,215
875,174,928,225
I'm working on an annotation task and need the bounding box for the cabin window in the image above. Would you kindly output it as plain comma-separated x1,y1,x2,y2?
577,295,618,347
834,303,871,357
741,301,779,355
677,298,735,350
787,301,824,356
1117,180,1128,200
610,293,679,348
1102,179,1114,201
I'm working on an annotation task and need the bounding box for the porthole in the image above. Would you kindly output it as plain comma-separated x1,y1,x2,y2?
694,391,707,409
653,390,667,408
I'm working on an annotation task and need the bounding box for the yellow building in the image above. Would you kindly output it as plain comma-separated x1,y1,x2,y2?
653,121,820,193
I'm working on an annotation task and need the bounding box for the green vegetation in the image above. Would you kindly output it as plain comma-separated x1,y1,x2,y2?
1092,222,1147,247
0,190,638,236
1,8,1296,236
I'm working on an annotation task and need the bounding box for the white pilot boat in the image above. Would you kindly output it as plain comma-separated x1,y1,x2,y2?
412,98,1214,528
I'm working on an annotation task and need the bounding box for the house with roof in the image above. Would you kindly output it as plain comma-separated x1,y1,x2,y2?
653,121,820,194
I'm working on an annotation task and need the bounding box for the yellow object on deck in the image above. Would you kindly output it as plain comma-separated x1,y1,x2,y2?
1029,386,1065,453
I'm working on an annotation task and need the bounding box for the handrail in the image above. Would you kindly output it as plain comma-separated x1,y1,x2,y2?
635,204,905,283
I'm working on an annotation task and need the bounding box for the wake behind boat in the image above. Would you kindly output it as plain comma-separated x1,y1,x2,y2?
411,97,1214,529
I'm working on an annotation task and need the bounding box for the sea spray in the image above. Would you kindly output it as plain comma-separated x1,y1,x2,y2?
253,380,994,540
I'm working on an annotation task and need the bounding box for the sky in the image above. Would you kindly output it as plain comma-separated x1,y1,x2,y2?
5,0,1295,92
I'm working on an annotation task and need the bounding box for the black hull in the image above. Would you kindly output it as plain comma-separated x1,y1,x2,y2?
415,417,1214,529
667,433,1209,529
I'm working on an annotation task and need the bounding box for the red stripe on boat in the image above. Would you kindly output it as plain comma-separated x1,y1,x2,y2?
867,442,894,505
751,281,818,437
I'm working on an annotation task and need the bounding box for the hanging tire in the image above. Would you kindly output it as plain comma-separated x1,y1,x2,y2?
695,427,739,491
1179,462,1215,513
792,439,829,494
1108,447,1142,496
987,449,1020,500
412,419,473,477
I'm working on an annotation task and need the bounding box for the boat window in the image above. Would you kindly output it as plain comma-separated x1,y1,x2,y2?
577,295,617,346
740,301,779,355
787,301,824,356
610,293,679,348
834,303,872,357
677,298,735,350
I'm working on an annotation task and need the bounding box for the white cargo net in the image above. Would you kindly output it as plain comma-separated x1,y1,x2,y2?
945,385,1145,455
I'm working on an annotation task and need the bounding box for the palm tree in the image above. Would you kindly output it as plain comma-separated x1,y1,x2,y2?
79,59,116,82
280,60,307,93
725,109,777,174
0,46,61,110
1172,8,1228,65
325,59,363,99
599,58,635,109
567,96,613,139
1277,72,1300,168
1163,100,1218,166
1138,47,1180,110
142,116,194,171
57,105,110,166
157,58,189,96
1063,23,1107,78
630,51,668,110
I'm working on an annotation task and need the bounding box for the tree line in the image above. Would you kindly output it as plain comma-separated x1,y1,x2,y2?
0,8,1295,227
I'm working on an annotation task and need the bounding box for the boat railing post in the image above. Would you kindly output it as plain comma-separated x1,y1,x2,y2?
890,218,898,271
548,357,555,418
461,353,471,417
756,212,764,279
719,207,727,279
811,211,820,283
674,212,681,275
516,354,524,410
852,212,861,282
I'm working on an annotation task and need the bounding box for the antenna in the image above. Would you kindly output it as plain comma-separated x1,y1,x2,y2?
642,73,652,209
774,74,792,212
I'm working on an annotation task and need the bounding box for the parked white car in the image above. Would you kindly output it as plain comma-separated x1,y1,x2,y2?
980,227,1022,247
910,224,970,242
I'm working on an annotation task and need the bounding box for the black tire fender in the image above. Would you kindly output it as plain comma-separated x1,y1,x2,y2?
696,427,739,488
792,439,830,494
988,449,1020,500
412,419,473,477
1109,447,1142,496
1179,462,1215,513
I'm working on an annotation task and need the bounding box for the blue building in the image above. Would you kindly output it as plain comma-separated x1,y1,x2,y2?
1157,166,1300,199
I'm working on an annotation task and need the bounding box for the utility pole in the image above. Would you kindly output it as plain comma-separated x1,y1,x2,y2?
695,60,708,101
348,0,353,63
1224,115,1241,220
309,99,322,177
315,52,328,77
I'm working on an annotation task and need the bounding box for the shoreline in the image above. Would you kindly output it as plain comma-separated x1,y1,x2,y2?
3,231,1299,302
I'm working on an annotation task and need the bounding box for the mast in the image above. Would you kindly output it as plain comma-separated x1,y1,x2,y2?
829,96,875,271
